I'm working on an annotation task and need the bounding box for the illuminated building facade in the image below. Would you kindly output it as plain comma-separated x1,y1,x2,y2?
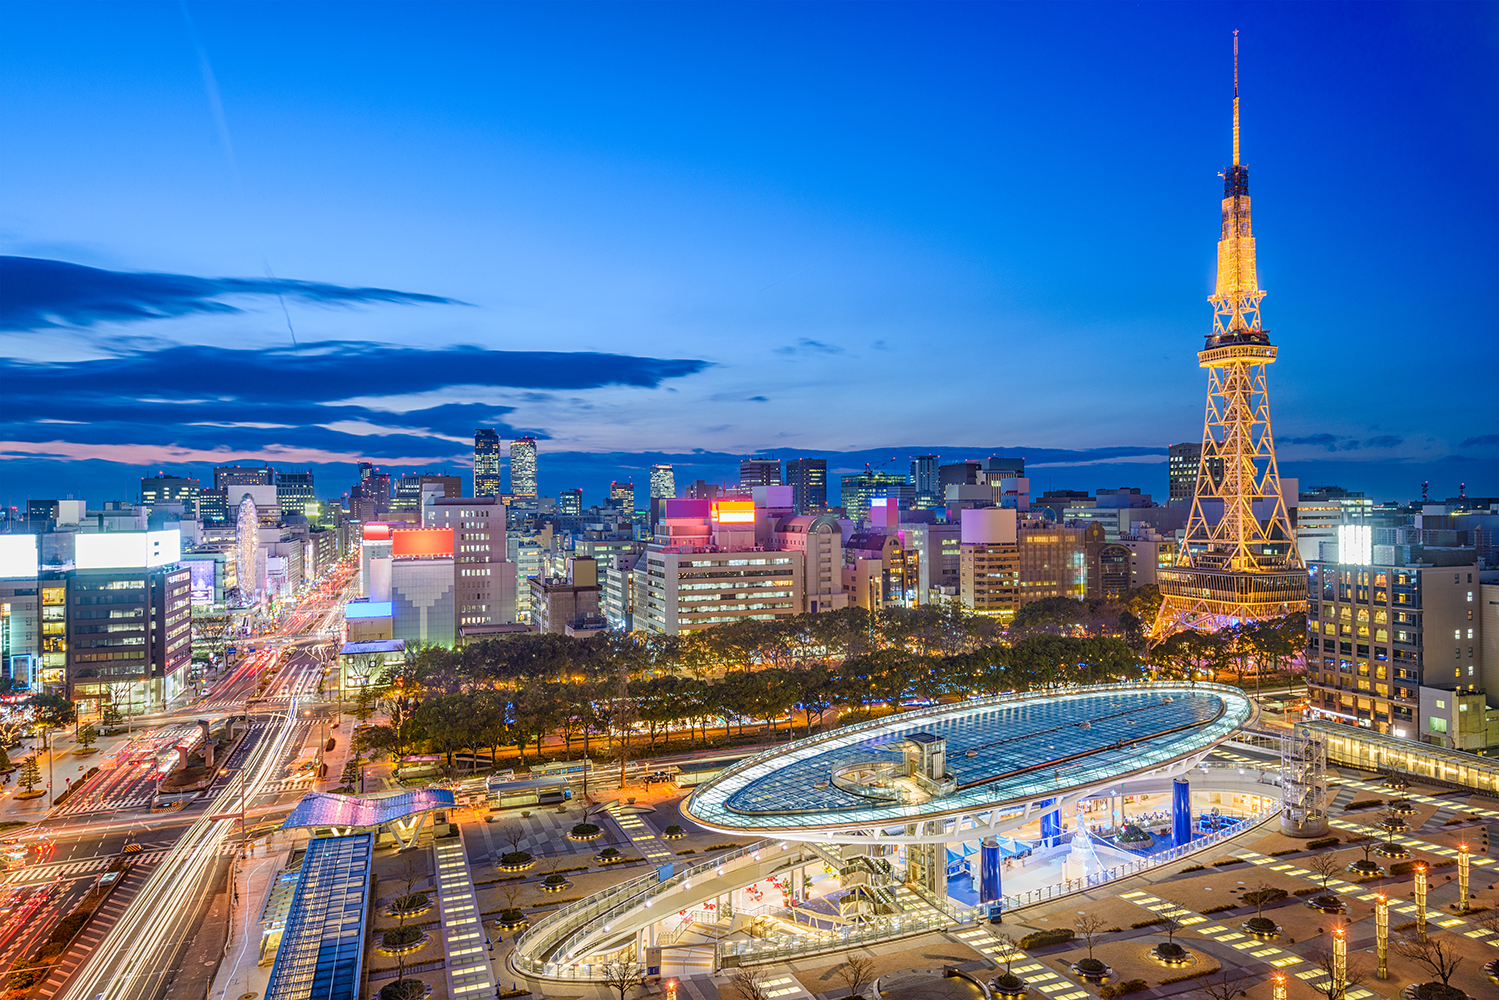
390,527,456,647
839,471,909,524
275,471,315,519
139,475,201,517
1167,444,1223,509
1152,34,1306,641
739,458,781,490
1018,520,1105,603
510,437,538,496
649,463,676,500
609,480,636,513
910,455,940,508
559,488,583,516
1305,559,1483,739
785,458,828,514
474,428,502,498
424,497,515,628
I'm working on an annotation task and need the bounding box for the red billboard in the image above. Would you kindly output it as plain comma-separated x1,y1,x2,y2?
391,528,454,557
363,524,392,541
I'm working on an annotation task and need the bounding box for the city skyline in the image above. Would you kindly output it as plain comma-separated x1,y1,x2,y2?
3,3,1496,504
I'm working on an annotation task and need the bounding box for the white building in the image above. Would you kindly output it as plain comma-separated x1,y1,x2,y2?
424,496,516,627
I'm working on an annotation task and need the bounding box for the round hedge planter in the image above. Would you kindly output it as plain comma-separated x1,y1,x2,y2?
1400,984,1471,1000
595,849,624,865
1376,841,1411,859
991,974,1030,999
1347,859,1385,878
498,852,534,872
540,875,573,893
498,909,529,932
379,979,432,1000
381,894,432,919
1242,917,1281,939
1306,895,1347,914
567,823,602,842
1389,799,1418,816
376,927,429,957
1070,959,1113,983
1148,943,1194,967
662,825,686,840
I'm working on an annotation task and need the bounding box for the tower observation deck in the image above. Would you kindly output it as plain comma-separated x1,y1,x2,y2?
1152,32,1307,641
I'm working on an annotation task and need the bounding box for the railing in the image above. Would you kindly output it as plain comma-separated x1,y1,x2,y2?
512,840,780,981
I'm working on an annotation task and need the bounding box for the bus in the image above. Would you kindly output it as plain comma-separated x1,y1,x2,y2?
486,777,572,811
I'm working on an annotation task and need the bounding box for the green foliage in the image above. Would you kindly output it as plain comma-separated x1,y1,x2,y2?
379,978,427,1000
101,702,123,727
1243,888,1289,906
1306,837,1341,848
392,893,428,912
27,693,76,729
1099,980,1148,999
382,926,423,949
569,822,600,837
1212,858,1244,866
75,723,98,749
1018,928,1074,949
1343,799,1383,811
1159,967,1220,986
17,756,40,793
1201,904,1237,914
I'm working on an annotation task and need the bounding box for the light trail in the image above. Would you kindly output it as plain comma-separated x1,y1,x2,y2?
56,698,303,1000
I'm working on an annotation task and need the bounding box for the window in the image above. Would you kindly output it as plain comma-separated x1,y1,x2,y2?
1430,717,1448,734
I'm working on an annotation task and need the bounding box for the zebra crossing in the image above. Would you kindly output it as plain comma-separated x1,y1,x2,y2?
4,849,170,885
50,787,156,817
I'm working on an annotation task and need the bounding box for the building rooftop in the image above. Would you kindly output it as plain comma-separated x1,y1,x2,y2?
263,833,372,1000
684,683,1254,834
280,788,455,830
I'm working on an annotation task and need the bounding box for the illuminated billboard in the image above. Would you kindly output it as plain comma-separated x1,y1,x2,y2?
76,530,182,570
712,500,755,524
345,601,394,619
391,528,453,557
363,524,392,541
0,535,38,579
1337,524,1372,565
187,559,217,605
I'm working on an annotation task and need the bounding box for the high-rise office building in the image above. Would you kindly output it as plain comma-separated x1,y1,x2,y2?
1167,442,1224,508
424,497,515,628
474,428,502,498
739,458,781,490
839,471,911,523
214,465,273,491
649,464,676,500
609,481,636,513
140,475,201,517
910,455,939,508
275,471,316,519
1152,39,1306,641
559,489,584,516
784,458,828,515
390,473,460,518
510,437,538,496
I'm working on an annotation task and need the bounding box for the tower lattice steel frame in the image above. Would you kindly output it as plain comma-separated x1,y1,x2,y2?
1152,32,1307,642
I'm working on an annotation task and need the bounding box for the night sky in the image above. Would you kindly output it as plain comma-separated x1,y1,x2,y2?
2,2,1495,507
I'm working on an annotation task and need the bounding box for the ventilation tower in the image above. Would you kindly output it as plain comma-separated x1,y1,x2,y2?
1151,32,1307,642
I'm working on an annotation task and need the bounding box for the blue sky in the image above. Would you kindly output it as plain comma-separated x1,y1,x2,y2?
2,1,1495,506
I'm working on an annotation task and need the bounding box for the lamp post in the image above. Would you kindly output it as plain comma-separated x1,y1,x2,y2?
1414,864,1428,941
1375,894,1388,980
1459,844,1470,913
1332,927,1346,1000
1272,974,1286,1000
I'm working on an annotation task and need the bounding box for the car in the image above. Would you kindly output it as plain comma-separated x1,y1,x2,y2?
644,771,676,785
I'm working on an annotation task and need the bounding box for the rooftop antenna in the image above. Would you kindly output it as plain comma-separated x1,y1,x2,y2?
1460,482,1467,499
1232,29,1241,166
1421,481,1429,502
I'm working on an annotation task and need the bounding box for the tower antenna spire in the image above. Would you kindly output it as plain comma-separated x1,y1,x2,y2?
1232,29,1240,165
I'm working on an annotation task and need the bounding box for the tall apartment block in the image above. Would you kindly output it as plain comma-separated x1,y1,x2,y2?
423,497,516,629
510,436,538,496
139,475,201,517
785,458,828,514
474,428,502,498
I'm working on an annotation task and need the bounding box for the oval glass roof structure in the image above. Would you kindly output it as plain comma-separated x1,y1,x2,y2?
684,684,1255,834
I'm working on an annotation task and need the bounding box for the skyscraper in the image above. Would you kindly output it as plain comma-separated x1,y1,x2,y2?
474,428,502,498
1153,35,1306,641
559,488,583,516
739,458,781,490
510,436,538,496
840,471,910,524
910,455,939,508
140,475,201,517
785,458,828,514
609,481,636,512
649,464,676,500
1167,442,1224,508
275,471,315,518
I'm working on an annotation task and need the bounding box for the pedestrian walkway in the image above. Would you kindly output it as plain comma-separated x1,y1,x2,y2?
949,926,1091,1000
1117,889,1312,975
435,830,496,1000
605,804,676,865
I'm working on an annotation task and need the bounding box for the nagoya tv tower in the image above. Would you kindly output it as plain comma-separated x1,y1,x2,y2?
1151,32,1307,642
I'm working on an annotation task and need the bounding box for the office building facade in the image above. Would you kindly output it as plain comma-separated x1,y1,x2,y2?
140,475,201,517
649,464,676,500
474,428,502,498
739,459,782,490
510,437,538,496
275,471,316,519
423,498,515,628
785,458,828,515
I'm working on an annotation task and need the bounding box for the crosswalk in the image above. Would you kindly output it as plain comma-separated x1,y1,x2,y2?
34,863,152,1000
5,850,170,885
51,788,156,817
950,926,1091,1000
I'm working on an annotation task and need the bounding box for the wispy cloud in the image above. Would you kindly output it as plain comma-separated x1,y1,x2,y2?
0,256,467,331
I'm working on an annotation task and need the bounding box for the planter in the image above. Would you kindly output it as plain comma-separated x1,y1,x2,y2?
498,909,529,932
1306,895,1347,914
567,824,602,842
378,979,432,1000
1347,859,1385,877
1400,984,1471,1000
1241,918,1281,939
1482,959,1499,985
498,852,534,872
990,975,1030,999
13,790,44,800
662,825,686,840
1148,943,1194,967
539,876,573,893
1389,799,1417,816
1375,841,1411,859
1070,959,1113,983
375,928,430,957
595,850,624,865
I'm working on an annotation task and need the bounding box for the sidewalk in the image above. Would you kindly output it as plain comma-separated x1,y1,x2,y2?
0,728,141,827
207,842,293,1000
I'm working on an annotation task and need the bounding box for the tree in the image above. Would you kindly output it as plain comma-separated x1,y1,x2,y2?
340,752,362,789
17,755,40,794
599,958,640,1000
497,821,527,855
0,747,9,772
1244,881,1286,932
391,853,425,986
730,966,770,1000
101,702,123,728
1306,947,1367,1000
1307,854,1342,903
76,724,98,750
27,693,75,730
1074,913,1108,970
833,955,876,998
1394,934,1464,988
1190,971,1247,1000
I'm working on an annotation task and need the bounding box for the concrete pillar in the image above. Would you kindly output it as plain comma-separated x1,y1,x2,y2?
1172,778,1192,847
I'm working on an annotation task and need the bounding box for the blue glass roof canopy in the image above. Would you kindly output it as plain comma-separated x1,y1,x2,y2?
684,684,1255,833
264,833,372,1000
280,788,455,830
